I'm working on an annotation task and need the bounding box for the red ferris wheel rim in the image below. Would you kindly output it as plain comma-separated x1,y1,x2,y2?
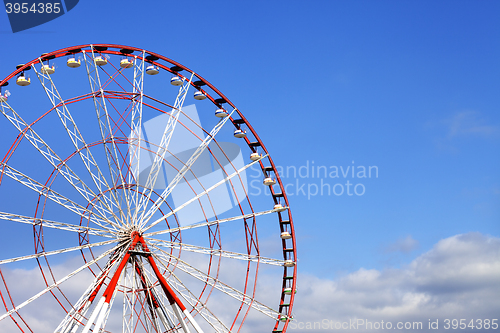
0,44,297,333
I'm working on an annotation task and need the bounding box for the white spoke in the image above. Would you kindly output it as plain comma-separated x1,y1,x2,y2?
138,108,237,229
145,207,284,238
122,260,137,333
0,243,121,322
135,73,194,225
54,246,127,333
151,253,229,333
0,211,113,238
0,162,117,233
147,238,286,267
83,46,133,225
143,155,266,233
152,247,281,321
0,239,117,265
0,101,119,230
129,51,146,227
33,61,124,226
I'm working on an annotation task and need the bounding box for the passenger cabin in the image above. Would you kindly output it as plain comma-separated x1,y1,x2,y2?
41,64,55,75
215,108,228,118
194,91,206,100
280,231,292,240
67,57,81,68
16,74,30,86
94,56,107,66
170,76,182,86
263,177,276,186
274,203,286,212
233,129,246,138
250,152,261,161
120,58,133,69
146,65,159,75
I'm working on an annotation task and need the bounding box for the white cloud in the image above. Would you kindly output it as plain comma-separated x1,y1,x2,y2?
428,111,499,152
444,111,499,139
0,232,498,333
383,235,419,253
288,232,500,332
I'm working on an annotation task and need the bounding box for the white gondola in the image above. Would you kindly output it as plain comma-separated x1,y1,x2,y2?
94,56,107,66
16,75,30,86
215,108,228,118
67,57,81,68
250,152,262,161
170,76,183,86
194,90,206,100
120,58,133,69
284,287,296,295
234,129,246,138
284,259,295,267
274,203,286,212
280,231,292,240
146,65,159,75
41,64,55,75
0,94,7,103
263,177,276,186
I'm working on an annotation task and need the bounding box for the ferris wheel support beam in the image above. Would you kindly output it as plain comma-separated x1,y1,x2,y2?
135,72,194,226
56,246,127,333
143,154,266,233
151,246,282,320
150,252,230,333
0,102,118,231
134,261,177,331
80,234,141,333
32,61,124,226
141,241,199,333
132,260,165,332
83,46,133,225
139,108,237,229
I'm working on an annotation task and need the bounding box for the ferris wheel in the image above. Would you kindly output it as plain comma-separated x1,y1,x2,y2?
0,44,297,333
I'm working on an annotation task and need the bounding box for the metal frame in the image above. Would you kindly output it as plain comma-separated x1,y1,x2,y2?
0,44,297,333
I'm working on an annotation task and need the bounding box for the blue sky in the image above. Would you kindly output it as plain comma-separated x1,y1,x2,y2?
0,1,499,332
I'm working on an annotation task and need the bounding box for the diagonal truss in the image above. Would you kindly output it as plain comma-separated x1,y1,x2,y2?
82,45,133,226
146,238,286,266
0,243,120,322
0,239,117,265
145,207,285,238
151,246,282,320
129,51,146,225
0,162,115,232
138,108,237,230
134,72,194,226
0,211,113,238
32,60,124,227
0,101,119,230
143,154,266,233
